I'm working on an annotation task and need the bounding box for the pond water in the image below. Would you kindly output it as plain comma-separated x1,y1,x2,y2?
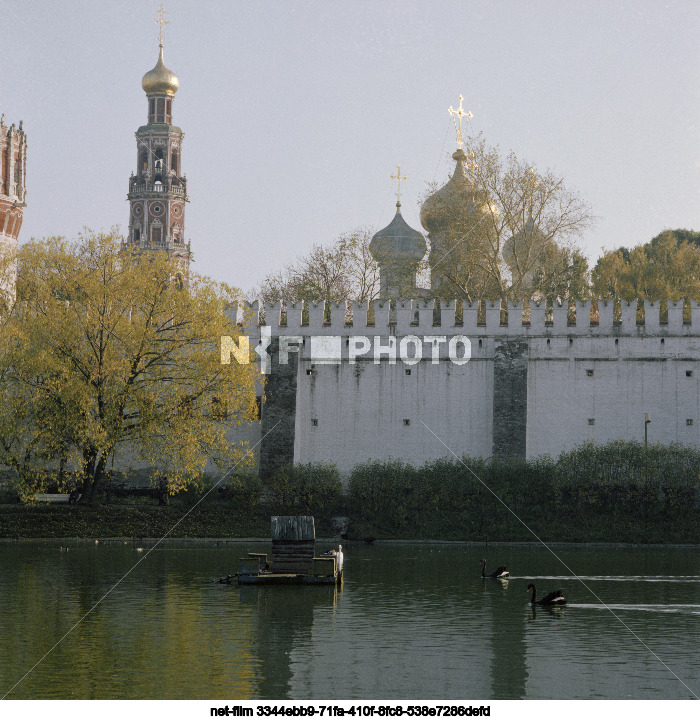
0,540,698,700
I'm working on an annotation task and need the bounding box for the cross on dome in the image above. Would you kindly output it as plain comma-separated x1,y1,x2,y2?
448,94,473,150
391,164,407,206
142,6,179,97
154,4,169,46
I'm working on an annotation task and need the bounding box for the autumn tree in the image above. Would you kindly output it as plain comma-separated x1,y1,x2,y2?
255,227,380,304
0,230,258,503
592,229,700,303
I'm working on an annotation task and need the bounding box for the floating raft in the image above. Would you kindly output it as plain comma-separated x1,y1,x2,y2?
237,515,341,585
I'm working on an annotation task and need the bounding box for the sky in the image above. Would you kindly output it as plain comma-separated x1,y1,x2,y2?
3,0,700,293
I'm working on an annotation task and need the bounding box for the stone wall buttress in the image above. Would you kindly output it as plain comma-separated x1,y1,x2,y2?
492,339,528,459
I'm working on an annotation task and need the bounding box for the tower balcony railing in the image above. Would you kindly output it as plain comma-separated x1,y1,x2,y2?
131,235,189,251
129,180,187,197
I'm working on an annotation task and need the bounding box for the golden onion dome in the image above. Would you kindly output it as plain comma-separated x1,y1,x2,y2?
142,44,179,95
420,149,491,234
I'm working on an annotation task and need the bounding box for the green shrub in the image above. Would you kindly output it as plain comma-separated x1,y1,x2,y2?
217,473,262,510
265,462,341,514
554,439,700,488
346,441,699,541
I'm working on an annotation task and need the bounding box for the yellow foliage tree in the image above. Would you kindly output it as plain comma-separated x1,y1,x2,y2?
0,230,258,504
591,229,700,321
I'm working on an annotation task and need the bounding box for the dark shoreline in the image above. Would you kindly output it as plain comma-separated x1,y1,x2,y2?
1,537,698,549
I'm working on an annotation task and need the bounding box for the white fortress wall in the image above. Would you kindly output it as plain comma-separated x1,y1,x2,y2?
293,354,493,476
230,299,700,478
527,335,700,458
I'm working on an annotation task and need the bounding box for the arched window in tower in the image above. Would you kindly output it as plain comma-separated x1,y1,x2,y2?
151,220,163,245
166,98,172,122
149,98,155,123
154,148,164,186
134,228,141,242
171,150,178,175
140,150,148,174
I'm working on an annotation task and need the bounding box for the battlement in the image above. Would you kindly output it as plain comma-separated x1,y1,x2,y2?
230,298,700,337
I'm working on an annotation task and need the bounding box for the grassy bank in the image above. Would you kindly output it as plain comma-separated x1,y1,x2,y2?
0,496,267,539
0,495,694,544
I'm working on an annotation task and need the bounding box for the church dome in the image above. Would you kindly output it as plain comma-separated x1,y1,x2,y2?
420,149,491,234
142,45,179,95
370,203,427,265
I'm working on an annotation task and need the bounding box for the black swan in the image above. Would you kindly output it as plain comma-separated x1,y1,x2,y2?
527,583,566,605
481,559,509,579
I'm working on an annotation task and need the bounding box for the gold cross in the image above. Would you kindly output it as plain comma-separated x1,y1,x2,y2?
154,4,169,46
448,94,473,150
391,164,407,204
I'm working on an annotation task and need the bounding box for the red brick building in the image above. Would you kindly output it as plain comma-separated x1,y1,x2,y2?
0,115,27,299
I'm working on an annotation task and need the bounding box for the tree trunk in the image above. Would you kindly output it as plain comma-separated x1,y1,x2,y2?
81,475,97,505
80,443,111,505
80,446,96,504
157,476,169,505
81,445,102,505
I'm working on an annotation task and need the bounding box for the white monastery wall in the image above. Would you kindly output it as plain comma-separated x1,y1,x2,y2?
231,298,700,477
293,356,493,475
526,336,700,458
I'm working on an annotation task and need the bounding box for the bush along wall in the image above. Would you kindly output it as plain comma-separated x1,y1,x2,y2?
346,441,700,543
1,443,697,542
264,462,342,516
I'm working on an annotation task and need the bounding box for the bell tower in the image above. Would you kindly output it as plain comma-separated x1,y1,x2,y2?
126,6,192,280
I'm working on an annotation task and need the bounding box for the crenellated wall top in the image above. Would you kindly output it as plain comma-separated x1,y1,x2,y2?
227,298,700,337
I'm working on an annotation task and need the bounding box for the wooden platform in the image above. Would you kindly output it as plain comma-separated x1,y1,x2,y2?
237,516,341,585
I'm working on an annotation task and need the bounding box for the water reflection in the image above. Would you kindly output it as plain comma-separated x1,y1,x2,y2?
0,541,698,699
238,584,340,698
